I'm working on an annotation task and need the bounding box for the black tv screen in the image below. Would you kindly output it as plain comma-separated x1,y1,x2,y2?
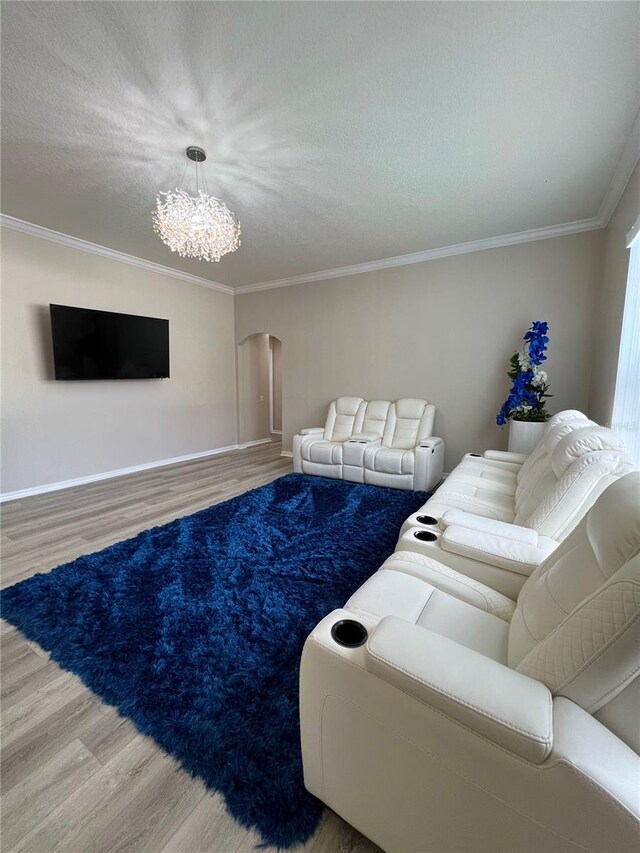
50,305,170,380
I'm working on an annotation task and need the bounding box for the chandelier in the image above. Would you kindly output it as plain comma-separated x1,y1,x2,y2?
153,146,241,262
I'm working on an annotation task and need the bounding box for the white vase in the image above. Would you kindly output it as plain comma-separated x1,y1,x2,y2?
508,420,546,455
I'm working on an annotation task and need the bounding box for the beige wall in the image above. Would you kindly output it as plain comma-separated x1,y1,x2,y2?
235,231,604,471
589,162,640,426
270,336,282,432
5,188,633,494
1,228,237,494
237,332,271,444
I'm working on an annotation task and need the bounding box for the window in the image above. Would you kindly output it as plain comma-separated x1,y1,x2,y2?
611,216,640,465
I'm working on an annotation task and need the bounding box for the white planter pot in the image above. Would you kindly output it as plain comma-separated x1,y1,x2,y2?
508,420,546,455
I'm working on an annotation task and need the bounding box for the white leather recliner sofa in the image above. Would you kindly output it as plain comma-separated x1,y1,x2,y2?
397,413,634,597
445,409,592,487
300,473,640,853
293,397,444,492
438,410,594,499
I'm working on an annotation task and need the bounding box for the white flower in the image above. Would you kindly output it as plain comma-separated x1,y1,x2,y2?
532,370,548,388
517,349,530,371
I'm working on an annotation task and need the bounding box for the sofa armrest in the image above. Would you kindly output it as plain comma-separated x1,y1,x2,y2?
440,510,538,544
414,439,445,491
367,617,553,763
441,525,558,576
419,436,444,449
299,427,324,436
483,450,528,464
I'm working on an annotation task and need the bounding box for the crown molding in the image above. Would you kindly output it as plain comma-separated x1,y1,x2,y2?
232,113,640,295
0,214,234,295
4,109,637,298
234,216,602,294
597,109,640,227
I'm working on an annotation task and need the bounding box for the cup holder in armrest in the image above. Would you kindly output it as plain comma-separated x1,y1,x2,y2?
331,619,368,648
469,453,482,457
416,514,438,526
414,530,438,542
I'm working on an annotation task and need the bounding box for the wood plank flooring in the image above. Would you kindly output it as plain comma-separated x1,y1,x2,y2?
1,440,381,853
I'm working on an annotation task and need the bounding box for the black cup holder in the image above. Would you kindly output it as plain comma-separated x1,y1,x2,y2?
331,619,368,648
469,453,482,457
416,514,438,526
414,530,438,542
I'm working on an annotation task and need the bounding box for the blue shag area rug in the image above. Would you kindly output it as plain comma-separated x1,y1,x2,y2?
1,473,428,848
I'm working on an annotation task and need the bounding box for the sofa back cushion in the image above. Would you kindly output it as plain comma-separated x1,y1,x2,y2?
522,450,635,540
382,399,434,449
324,397,365,442
546,409,590,428
514,419,597,521
514,427,629,537
360,401,391,438
508,473,640,749
516,412,590,488
550,426,627,477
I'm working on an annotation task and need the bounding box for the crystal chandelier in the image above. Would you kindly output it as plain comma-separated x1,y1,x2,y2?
153,146,241,262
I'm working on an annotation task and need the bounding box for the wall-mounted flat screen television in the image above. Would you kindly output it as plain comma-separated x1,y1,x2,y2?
50,304,170,380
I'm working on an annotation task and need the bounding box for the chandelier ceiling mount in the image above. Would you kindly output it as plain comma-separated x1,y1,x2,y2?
185,145,206,163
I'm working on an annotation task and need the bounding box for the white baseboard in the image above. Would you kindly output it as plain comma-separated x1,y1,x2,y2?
238,438,273,449
0,443,240,503
280,451,293,458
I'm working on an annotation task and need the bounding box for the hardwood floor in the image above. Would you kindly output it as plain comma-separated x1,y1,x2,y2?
1,440,380,853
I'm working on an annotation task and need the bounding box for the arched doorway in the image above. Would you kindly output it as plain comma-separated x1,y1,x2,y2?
237,333,282,448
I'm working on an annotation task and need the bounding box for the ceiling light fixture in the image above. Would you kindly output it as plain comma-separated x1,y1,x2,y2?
152,146,241,263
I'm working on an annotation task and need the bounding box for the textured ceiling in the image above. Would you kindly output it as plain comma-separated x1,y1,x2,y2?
1,1,639,288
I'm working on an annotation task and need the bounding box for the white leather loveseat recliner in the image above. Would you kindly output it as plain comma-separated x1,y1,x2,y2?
293,397,444,492
300,473,640,853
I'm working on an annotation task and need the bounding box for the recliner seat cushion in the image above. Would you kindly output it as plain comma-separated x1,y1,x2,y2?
364,446,415,475
383,550,517,621
428,481,516,515
447,465,517,488
346,567,510,662
303,439,344,465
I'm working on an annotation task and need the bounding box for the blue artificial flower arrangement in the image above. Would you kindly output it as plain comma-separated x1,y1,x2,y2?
496,321,552,425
